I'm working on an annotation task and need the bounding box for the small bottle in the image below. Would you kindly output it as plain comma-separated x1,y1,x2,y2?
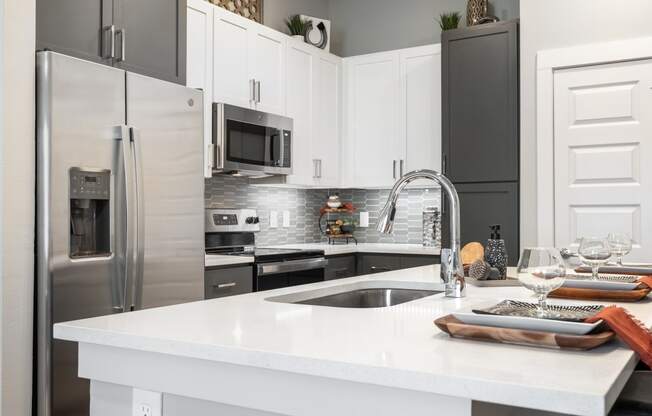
485,224,507,279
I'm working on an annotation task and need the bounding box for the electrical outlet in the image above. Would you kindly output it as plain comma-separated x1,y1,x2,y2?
282,210,290,227
132,389,162,416
138,405,152,416
270,211,278,228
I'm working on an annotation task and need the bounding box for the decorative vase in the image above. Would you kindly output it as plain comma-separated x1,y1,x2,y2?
485,239,507,279
326,195,342,209
466,0,488,26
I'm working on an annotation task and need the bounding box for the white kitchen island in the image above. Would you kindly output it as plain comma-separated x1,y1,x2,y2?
54,265,648,416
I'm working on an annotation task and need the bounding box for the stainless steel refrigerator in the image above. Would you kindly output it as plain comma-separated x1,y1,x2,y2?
36,51,205,416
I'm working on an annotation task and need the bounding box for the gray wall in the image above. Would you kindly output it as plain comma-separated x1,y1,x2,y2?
519,0,652,247
328,0,519,56
205,177,441,247
262,0,519,56
263,0,330,35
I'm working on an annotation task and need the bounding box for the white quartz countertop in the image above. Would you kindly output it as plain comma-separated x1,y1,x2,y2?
205,254,254,268
266,243,440,256
54,266,648,416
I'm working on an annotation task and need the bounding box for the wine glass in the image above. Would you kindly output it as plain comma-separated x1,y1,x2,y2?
516,248,566,318
578,237,612,280
607,233,632,267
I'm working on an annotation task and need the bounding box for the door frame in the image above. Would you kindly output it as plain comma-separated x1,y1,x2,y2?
535,36,652,245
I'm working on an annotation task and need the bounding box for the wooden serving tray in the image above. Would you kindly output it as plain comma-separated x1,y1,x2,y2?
550,287,651,302
434,315,615,350
467,276,521,287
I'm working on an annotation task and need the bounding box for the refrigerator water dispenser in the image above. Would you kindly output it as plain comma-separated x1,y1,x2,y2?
69,168,111,258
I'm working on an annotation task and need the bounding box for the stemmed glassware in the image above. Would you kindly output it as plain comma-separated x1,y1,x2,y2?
516,248,566,318
607,233,632,267
578,237,612,280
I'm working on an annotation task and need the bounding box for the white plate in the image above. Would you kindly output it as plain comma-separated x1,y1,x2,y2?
452,312,603,335
562,276,639,291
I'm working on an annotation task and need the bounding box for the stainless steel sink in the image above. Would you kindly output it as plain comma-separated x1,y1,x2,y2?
294,288,441,308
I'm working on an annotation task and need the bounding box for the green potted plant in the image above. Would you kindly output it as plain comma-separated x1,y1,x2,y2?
285,14,311,39
437,12,461,31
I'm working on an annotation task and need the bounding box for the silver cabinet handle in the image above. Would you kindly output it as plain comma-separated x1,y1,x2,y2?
393,160,397,179
255,81,261,103
213,282,237,289
115,28,126,62
250,79,256,102
400,159,404,177
370,266,392,272
318,159,323,178
442,154,447,175
103,25,116,58
313,159,318,179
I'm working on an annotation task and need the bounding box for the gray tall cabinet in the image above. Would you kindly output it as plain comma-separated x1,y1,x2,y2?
36,0,186,85
441,20,520,265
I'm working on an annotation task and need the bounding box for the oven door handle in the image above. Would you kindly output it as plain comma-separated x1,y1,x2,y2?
257,258,328,277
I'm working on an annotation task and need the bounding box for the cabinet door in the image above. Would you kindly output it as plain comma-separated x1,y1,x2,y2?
400,45,442,181
284,41,315,186
36,0,113,65
186,0,214,178
441,182,519,265
401,255,440,269
325,255,356,280
313,53,342,187
213,7,253,109
344,52,400,188
358,254,403,275
205,266,253,299
250,26,286,115
442,21,519,183
113,0,186,84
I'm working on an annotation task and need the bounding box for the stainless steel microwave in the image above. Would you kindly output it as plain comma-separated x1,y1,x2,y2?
212,103,293,177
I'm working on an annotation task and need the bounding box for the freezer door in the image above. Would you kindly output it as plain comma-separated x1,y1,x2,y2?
126,73,205,309
36,52,128,416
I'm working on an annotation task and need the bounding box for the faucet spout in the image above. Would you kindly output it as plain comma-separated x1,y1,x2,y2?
377,170,465,298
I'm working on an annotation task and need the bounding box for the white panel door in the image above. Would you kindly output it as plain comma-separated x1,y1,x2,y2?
250,26,286,115
213,7,253,109
554,60,652,261
346,52,400,188
399,44,441,185
285,41,315,186
186,0,214,178
313,53,341,187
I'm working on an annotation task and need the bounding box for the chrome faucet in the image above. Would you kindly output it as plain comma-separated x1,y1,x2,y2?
377,169,466,298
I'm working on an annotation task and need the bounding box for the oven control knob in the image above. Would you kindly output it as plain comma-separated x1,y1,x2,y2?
245,217,255,224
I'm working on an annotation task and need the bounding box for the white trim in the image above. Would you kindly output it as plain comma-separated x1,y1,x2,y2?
535,36,652,246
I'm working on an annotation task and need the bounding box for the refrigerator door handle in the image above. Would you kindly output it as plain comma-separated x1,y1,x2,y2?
115,125,135,313
130,127,146,311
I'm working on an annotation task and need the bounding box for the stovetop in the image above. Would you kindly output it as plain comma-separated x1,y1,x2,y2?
206,247,325,263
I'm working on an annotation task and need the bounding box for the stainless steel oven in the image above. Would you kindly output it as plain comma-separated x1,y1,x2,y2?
212,103,293,176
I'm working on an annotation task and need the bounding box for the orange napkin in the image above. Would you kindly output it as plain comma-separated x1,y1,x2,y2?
586,306,652,369
550,276,652,302
638,276,652,289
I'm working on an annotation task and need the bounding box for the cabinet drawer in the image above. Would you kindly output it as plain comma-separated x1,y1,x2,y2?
205,266,253,299
325,255,357,280
358,254,403,275
401,255,439,269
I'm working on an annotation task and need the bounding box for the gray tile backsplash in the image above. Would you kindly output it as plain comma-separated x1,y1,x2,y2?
205,176,441,248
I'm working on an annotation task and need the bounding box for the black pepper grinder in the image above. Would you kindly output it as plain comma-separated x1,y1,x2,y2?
485,224,507,279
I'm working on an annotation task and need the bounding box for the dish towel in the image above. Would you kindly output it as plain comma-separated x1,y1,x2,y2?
586,305,652,369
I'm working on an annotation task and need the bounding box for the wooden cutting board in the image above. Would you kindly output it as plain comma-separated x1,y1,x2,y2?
434,315,614,350
461,242,484,265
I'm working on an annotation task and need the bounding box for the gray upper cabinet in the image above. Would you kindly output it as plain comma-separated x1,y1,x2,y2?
36,0,113,65
113,0,186,84
442,20,519,184
36,0,187,85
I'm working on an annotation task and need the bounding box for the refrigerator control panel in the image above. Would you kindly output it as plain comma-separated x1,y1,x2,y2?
69,169,110,200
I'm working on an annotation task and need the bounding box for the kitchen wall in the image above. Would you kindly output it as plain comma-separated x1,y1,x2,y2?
205,177,441,247
327,0,518,57
0,0,36,413
519,0,652,247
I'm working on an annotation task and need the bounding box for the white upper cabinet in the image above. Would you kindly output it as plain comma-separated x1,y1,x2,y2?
212,6,286,115
343,51,401,188
313,53,341,187
399,44,442,184
285,40,316,186
186,0,214,178
250,26,286,115
212,7,253,109
342,44,442,188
